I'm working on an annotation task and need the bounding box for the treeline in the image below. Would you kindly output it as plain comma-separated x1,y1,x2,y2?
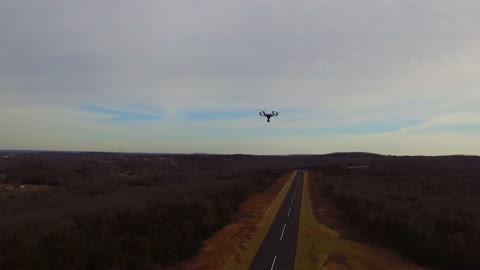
329,191,480,269
0,170,282,270
315,165,480,270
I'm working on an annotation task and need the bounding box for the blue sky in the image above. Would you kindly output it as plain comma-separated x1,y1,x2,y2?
1,0,480,154
81,106,161,123
183,110,252,121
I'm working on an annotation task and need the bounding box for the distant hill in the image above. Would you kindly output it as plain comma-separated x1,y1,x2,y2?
320,152,384,158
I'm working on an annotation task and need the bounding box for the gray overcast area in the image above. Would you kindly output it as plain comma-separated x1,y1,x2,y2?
1,1,480,154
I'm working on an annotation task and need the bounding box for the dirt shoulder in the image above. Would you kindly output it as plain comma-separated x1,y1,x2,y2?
176,171,296,270
295,172,423,270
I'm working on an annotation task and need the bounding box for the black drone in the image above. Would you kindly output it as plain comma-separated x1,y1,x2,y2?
259,111,279,122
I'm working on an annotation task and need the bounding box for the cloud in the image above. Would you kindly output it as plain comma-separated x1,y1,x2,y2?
1,0,480,153
389,111,480,134
2,1,479,108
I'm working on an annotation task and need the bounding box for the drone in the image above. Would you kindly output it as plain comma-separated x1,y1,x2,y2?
259,110,279,122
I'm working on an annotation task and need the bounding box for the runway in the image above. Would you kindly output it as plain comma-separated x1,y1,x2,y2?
249,170,304,270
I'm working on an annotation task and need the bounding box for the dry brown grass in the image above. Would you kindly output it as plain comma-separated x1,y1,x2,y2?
176,171,296,270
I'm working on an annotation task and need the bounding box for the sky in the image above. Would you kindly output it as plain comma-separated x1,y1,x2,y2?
1,0,480,155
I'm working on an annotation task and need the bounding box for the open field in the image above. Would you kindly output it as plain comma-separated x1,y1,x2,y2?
0,184,51,197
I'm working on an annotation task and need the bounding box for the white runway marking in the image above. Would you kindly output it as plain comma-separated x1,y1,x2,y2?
280,224,286,240
287,207,291,216
291,197,295,204
270,256,277,270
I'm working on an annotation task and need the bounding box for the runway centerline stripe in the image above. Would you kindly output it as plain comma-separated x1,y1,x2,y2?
280,224,286,240
270,256,277,270
287,207,291,217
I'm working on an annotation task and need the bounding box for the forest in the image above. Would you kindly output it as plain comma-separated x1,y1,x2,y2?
0,152,323,269
313,156,480,270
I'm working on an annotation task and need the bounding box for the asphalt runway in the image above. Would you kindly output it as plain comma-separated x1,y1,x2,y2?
249,170,304,270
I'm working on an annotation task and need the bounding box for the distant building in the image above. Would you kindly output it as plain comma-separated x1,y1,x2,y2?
4,185,14,190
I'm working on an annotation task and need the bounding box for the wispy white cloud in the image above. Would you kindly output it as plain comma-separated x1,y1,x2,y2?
387,111,480,134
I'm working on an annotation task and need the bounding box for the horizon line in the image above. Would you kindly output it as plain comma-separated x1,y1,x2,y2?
0,149,478,157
